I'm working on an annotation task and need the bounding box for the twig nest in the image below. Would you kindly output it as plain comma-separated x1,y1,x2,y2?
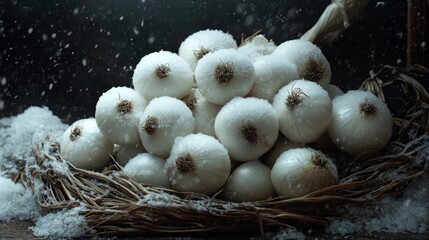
271,148,338,198
178,29,238,71
123,153,171,188
328,90,393,155
248,55,299,102
195,49,255,105
132,50,194,100
222,160,275,202
272,80,332,144
95,87,146,146
272,39,331,88
214,97,279,162
60,118,113,171
138,96,194,158
115,143,146,167
166,133,231,195
238,34,277,59
262,134,305,168
181,88,222,137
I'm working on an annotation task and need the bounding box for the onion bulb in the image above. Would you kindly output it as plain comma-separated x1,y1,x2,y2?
237,34,277,59
214,97,279,162
115,143,146,167
95,86,146,146
166,133,231,195
132,50,194,100
271,148,338,198
248,55,299,102
272,80,332,144
181,88,222,137
272,39,331,88
123,153,170,188
139,96,194,158
262,134,305,168
326,84,344,99
195,49,255,105
328,90,393,155
222,160,275,202
178,29,238,71
60,118,113,171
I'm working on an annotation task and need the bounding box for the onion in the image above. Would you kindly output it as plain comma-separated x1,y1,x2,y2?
271,148,338,198
178,29,238,71
115,143,146,167
181,88,222,137
138,96,194,158
60,118,113,171
326,84,344,99
95,86,146,146
272,39,331,88
166,133,231,195
132,50,194,100
214,97,279,162
262,134,305,168
194,49,255,105
237,34,277,59
272,79,332,144
222,160,275,202
123,153,170,188
248,55,299,102
328,90,393,155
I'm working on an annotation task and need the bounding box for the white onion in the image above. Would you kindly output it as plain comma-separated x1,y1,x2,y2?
272,79,332,144
166,133,231,195
222,160,275,202
328,90,393,155
272,39,331,88
178,29,238,71
138,96,194,158
248,55,299,102
132,50,194,100
262,134,305,168
271,148,338,198
60,118,113,171
214,97,279,162
115,143,146,167
123,153,170,188
181,88,222,137
237,34,277,59
195,49,255,105
95,86,146,146
326,84,344,99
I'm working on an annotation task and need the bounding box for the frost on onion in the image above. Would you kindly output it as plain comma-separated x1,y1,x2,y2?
123,153,170,188
237,34,277,59
60,118,113,171
132,50,194,100
166,133,231,195
138,96,194,158
272,39,331,88
195,49,255,105
95,87,146,146
178,29,238,71
214,97,279,162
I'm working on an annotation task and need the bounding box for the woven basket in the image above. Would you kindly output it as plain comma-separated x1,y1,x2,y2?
12,65,429,237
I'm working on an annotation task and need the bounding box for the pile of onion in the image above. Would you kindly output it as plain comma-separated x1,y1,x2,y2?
60,29,393,202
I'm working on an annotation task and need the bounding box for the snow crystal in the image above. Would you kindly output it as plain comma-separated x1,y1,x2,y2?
268,226,305,240
0,175,41,221
31,206,89,238
137,192,180,207
1,76,6,85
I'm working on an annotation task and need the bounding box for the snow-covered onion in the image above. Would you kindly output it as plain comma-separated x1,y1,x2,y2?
60,118,113,171
166,133,231,195
272,39,331,88
222,160,275,202
181,88,222,137
248,55,299,102
178,29,238,71
328,90,393,155
214,97,279,162
115,143,146,167
271,148,338,198
195,49,255,105
237,34,277,59
262,134,305,168
138,96,194,158
123,153,170,188
272,80,332,144
132,50,194,100
95,87,146,146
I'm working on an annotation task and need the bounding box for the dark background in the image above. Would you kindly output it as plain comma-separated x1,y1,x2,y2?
0,0,408,123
